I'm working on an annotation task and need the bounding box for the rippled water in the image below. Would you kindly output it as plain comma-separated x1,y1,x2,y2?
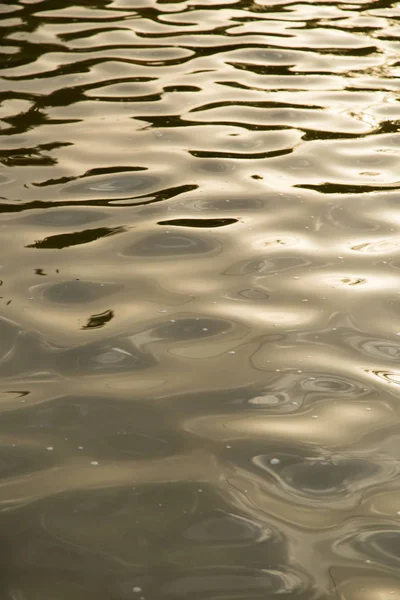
1,0,400,598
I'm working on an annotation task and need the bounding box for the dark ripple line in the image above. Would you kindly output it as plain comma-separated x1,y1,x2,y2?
58,26,132,43
137,114,295,132
189,100,323,113
0,184,198,213
302,120,400,140
25,227,125,250
296,183,400,194
188,148,294,159
33,166,147,189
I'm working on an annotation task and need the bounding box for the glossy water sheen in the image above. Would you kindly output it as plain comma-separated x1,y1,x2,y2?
1,0,400,598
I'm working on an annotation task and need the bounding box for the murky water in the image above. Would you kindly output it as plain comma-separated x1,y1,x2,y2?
1,0,400,598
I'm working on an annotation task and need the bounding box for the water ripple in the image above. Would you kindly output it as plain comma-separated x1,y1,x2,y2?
1,0,400,598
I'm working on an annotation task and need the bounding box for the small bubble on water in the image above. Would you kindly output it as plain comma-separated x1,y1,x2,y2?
366,407,371,411
226,445,231,448
270,458,280,466
46,446,54,451
132,587,142,593
78,446,83,450
228,350,235,354
202,328,208,331
311,415,319,419
91,461,99,466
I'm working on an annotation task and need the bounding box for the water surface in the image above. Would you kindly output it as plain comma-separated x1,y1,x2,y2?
1,0,400,598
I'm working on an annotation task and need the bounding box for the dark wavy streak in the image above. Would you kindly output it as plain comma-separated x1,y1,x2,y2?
295,182,400,194
0,184,199,214
300,121,398,140
164,86,201,93
227,28,294,39
0,143,73,168
227,61,377,78
1,81,160,123
0,42,68,72
345,83,400,92
33,166,148,189
2,56,159,81
0,92,39,105
36,11,134,22
215,81,298,94
180,42,300,59
239,66,358,79
233,0,395,13
132,23,235,39
88,93,163,103
158,219,239,228
216,80,335,94
188,148,294,160
58,26,133,43
3,0,112,29
136,114,294,132
225,62,296,77
25,227,125,250
32,47,195,68
0,143,72,158
189,100,323,113
0,115,81,137
318,25,382,33
288,24,382,45
1,155,57,168
351,0,400,10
